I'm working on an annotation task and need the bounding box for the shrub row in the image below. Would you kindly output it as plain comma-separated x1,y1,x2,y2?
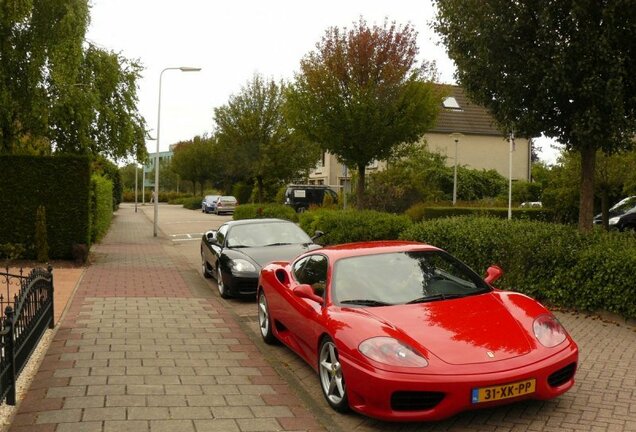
0,155,91,259
405,204,553,222
90,174,114,243
399,217,636,319
233,204,298,222
298,209,411,245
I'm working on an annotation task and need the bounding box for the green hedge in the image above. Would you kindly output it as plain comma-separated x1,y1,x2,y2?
299,209,412,245
0,155,91,259
233,204,298,222
405,205,553,222
90,174,114,243
400,217,636,319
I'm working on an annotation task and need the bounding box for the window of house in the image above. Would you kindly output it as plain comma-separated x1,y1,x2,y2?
443,97,462,110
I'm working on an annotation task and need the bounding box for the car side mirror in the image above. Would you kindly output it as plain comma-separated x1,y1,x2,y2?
205,230,217,244
293,284,324,305
484,265,503,284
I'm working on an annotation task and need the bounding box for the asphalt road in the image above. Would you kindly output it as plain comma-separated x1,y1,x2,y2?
137,203,636,432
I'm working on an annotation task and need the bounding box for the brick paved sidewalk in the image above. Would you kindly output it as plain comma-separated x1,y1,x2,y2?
9,206,325,432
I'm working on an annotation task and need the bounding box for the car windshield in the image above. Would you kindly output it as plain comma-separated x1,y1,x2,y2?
219,196,236,203
332,250,491,306
205,195,218,201
610,196,636,214
226,222,312,248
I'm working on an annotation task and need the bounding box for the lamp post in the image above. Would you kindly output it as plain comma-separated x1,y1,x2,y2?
154,66,201,237
134,162,138,213
449,133,463,206
508,131,515,220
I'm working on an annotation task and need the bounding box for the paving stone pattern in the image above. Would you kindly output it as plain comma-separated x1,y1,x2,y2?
9,207,325,432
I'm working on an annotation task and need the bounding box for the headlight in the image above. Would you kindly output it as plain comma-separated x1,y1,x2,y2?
609,216,620,225
359,337,428,367
533,314,567,347
230,259,257,273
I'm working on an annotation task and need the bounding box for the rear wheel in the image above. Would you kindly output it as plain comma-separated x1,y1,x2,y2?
216,264,230,298
258,291,277,344
319,337,349,412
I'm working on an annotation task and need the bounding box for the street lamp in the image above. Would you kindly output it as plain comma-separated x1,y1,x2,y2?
154,66,201,237
508,131,515,220
449,133,463,206
134,162,138,213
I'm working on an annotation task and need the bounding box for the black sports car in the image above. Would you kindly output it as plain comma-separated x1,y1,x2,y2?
200,218,322,298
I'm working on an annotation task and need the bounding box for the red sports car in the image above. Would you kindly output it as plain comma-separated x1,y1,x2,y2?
256,241,578,422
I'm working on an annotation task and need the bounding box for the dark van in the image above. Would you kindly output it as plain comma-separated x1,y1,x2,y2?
284,185,338,212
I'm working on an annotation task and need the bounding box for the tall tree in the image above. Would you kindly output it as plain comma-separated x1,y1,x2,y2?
434,1,636,230
0,0,146,160
170,136,217,195
214,74,320,202
285,18,442,208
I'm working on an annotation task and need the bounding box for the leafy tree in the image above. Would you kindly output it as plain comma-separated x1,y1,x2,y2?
285,18,442,208
0,0,146,160
214,74,320,202
434,1,636,230
170,136,216,195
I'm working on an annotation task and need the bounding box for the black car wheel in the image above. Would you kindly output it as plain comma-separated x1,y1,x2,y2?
201,250,212,279
216,263,230,298
318,337,349,413
258,291,277,344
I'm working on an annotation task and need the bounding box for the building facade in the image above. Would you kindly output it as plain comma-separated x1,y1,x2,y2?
308,85,532,191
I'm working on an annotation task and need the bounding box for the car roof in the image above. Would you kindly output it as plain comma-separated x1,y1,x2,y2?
311,240,441,261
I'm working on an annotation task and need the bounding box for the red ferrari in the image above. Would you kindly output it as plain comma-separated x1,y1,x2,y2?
257,241,578,422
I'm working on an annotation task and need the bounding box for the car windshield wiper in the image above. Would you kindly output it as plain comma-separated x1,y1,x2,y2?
264,242,292,246
228,244,251,248
407,293,467,304
340,299,392,307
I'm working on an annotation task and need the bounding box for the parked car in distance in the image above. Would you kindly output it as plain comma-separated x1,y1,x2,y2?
201,195,220,213
214,196,238,215
593,196,636,231
520,201,542,208
200,218,322,298
257,241,578,421
284,184,338,212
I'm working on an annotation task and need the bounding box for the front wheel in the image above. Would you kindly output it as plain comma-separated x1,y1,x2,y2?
258,291,277,344
319,337,349,412
216,264,231,298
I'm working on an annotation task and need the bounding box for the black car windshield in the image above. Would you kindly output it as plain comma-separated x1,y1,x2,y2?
609,196,636,214
332,250,491,306
226,222,312,248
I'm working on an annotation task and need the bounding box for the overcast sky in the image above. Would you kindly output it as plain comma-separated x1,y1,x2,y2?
86,0,559,163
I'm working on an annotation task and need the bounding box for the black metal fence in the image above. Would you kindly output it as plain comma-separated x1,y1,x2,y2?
0,266,54,405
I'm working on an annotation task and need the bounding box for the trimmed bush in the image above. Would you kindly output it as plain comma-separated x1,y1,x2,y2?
91,174,114,243
404,205,553,223
179,196,204,210
400,216,636,319
35,205,49,263
233,204,298,222
0,155,91,259
298,209,412,245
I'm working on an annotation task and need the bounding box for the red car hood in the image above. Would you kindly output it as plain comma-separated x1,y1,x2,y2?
364,293,533,365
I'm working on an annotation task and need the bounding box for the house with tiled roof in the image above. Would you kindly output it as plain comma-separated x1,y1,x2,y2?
307,85,532,191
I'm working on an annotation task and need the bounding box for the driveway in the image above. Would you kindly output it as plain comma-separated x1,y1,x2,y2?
140,203,636,432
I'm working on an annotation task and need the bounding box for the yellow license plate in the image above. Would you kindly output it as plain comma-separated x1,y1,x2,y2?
471,378,536,404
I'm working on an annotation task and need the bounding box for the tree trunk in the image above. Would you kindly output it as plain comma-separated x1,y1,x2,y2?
578,145,596,232
257,176,264,204
601,189,609,231
356,164,366,210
